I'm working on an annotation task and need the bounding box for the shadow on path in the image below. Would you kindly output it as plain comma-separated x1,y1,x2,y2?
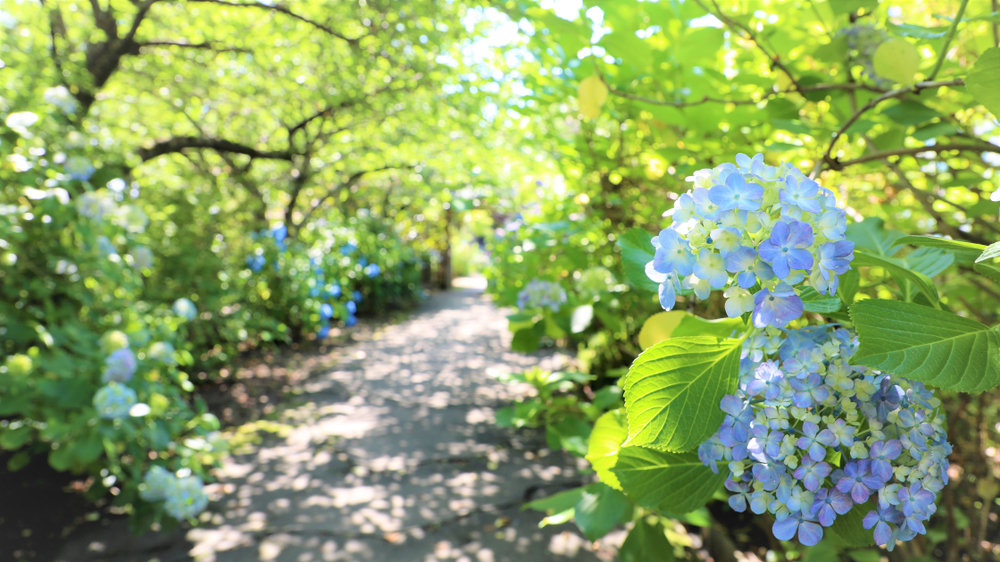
55,278,617,561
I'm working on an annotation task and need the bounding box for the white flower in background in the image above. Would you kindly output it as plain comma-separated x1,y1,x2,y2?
77,191,115,220
130,245,154,270
65,155,95,181
147,341,176,365
5,111,38,136
172,298,198,320
43,86,79,114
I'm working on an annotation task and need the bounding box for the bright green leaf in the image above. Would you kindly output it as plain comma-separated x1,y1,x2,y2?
619,518,675,562
873,38,921,84
618,228,658,292
851,300,1000,392
967,47,1000,119
573,482,630,540
586,409,627,490
976,241,1000,263
852,250,939,305
613,446,726,514
622,336,742,452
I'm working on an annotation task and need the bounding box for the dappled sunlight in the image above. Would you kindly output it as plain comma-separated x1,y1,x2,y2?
56,280,613,561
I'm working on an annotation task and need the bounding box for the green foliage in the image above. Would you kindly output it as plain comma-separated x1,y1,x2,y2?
851,299,1000,392
967,47,1000,119
619,518,675,562
612,446,727,514
620,337,743,452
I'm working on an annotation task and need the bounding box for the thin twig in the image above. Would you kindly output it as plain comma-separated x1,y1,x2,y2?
605,81,884,108
692,0,804,94
927,0,970,80
138,40,251,53
188,0,360,45
828,142,998,170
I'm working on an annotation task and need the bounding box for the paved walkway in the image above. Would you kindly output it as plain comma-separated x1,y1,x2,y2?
56,278,615,561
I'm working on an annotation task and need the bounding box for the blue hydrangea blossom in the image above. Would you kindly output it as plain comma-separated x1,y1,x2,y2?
516,280,567,312
697,326,951,549
646,154,855,328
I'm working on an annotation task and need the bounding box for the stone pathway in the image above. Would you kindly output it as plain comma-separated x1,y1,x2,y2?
56,278,616,561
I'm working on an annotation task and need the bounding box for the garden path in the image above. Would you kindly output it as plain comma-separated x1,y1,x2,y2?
55,277,617,561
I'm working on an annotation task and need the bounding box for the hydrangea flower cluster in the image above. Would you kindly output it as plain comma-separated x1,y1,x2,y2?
646,154,854,328
93,382,138,419
698,325,951,549
517,279,567,311
140,465,209,520
102,348,137,384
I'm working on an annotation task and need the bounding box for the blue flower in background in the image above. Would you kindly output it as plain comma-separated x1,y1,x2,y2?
353,290,362,303
272,224,287,242
340,243,357,256
247,254,266,272
365,264,381,278
320,303,334,320
93,383,137,419
346,300,357,314
773,511,823,546
317,325,330,339
330,284,342,298
359,257,368,267
102,348,137,384
345,315,357,327
814,240,855,294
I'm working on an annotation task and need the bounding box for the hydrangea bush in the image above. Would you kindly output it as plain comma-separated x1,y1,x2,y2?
0,103,222,530
645,155,952,549
567,153,1000,556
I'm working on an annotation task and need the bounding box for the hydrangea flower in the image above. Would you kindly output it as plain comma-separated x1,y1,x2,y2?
172,298,198,320
139,465,176,501
163,474,209,520
102,348,137,384
698,326,950,549
93,383,138,419
147,341,176,365
139,466,209,520
43,85,79,114
516,280,567,312
646,154,854,328
130,245,154,270
365,263,381,278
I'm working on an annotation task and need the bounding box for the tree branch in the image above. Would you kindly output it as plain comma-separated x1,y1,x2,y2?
816,78,966,174
188,0,360,45
605,80,886,108
138,40,251,53
827,142,997,170
138,136,293,161
296,165,414,227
